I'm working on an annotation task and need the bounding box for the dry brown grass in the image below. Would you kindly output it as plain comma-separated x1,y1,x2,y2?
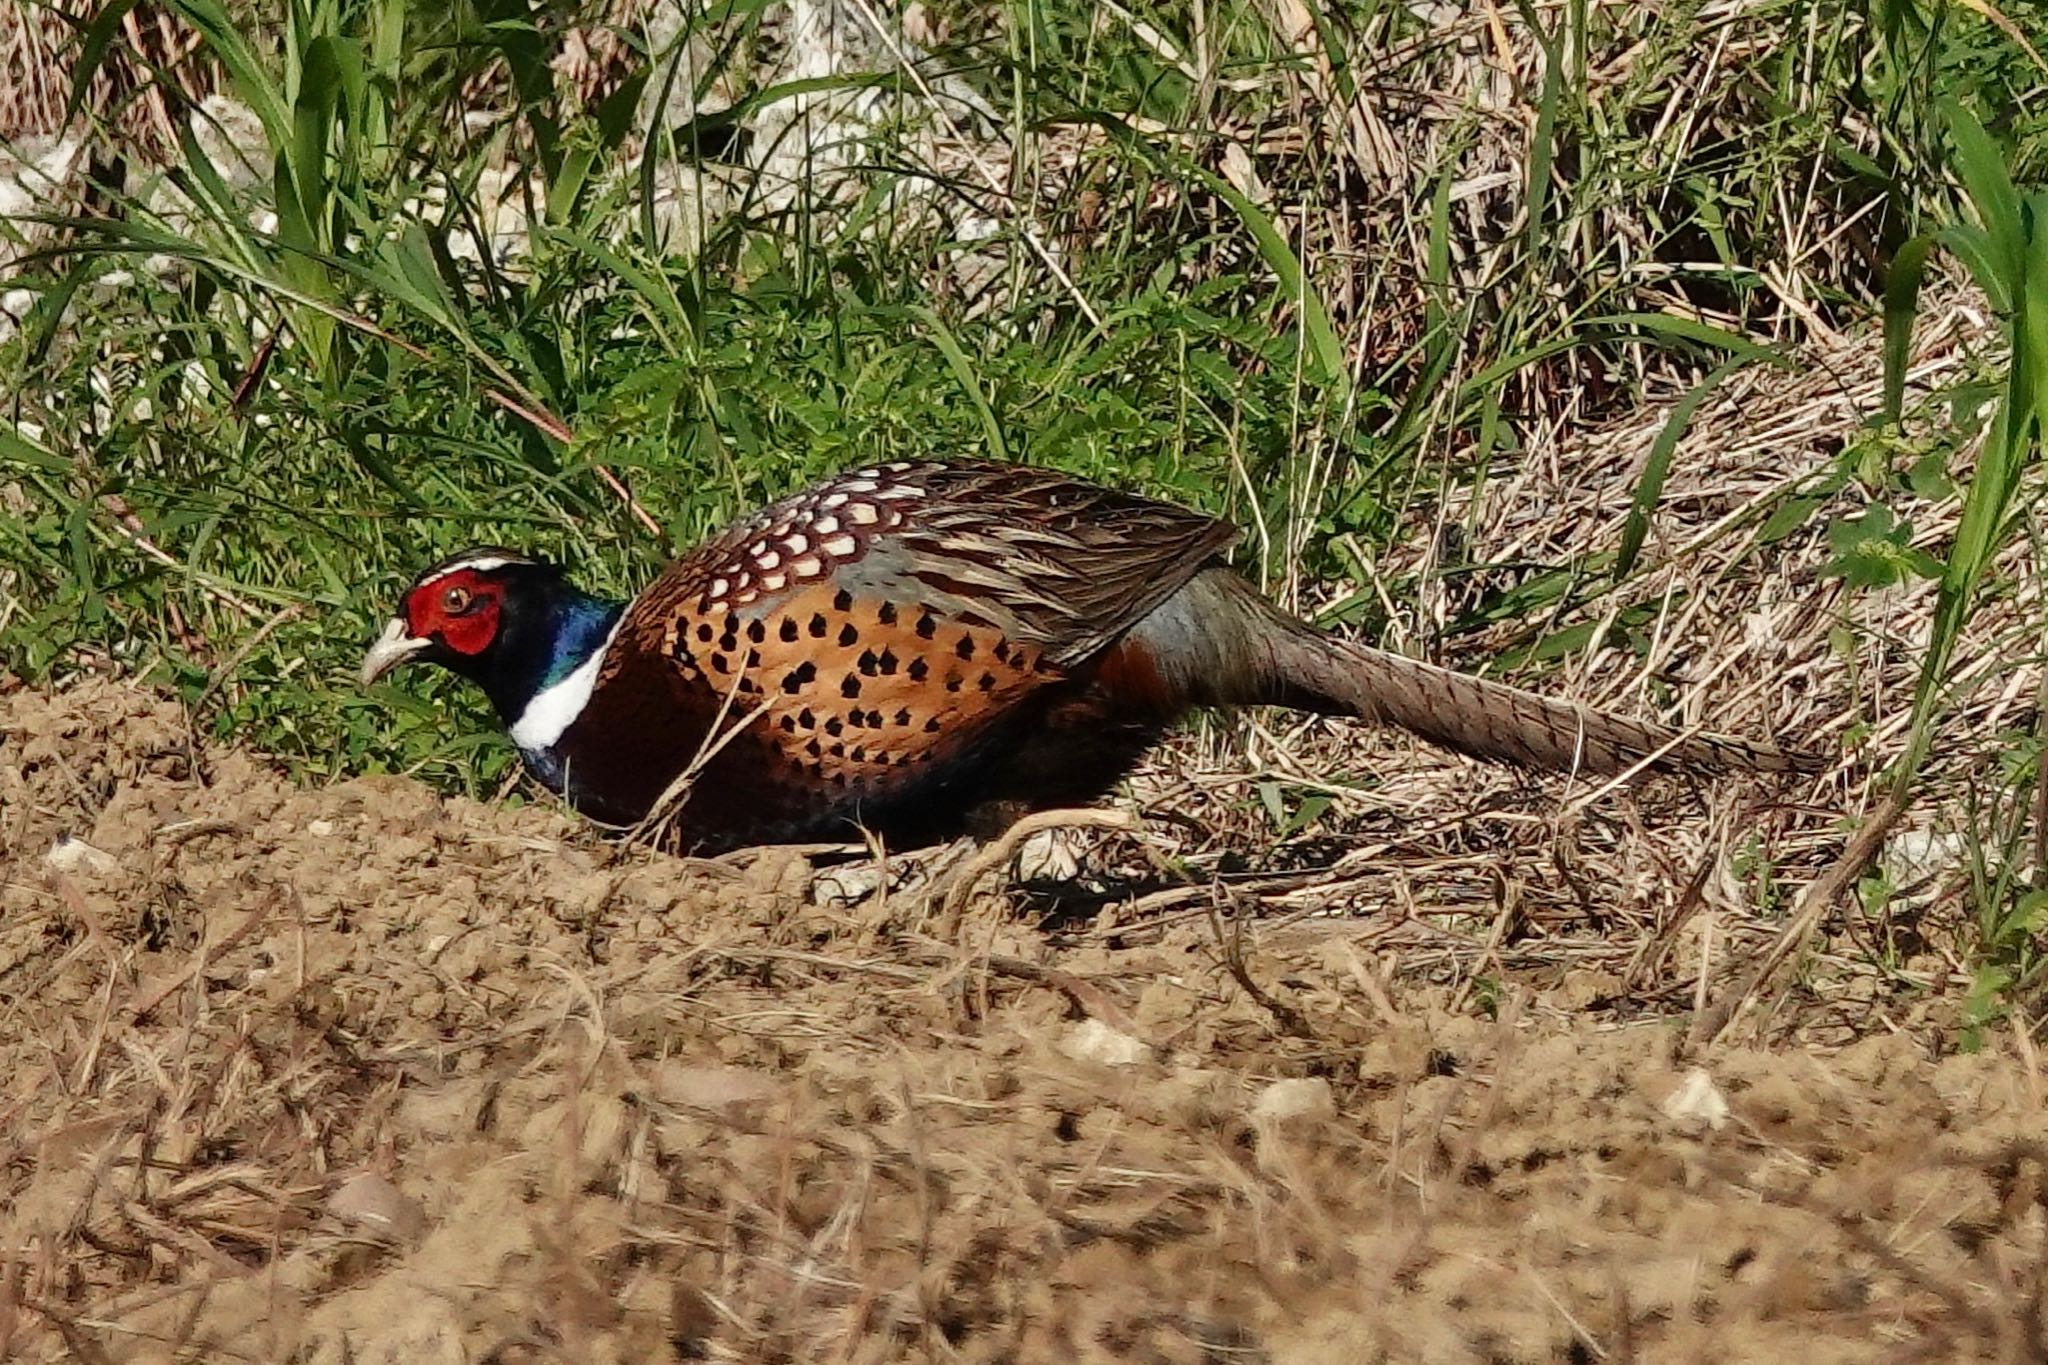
0,1,213,155
1111,283,2022,1048
3,675,2048,1363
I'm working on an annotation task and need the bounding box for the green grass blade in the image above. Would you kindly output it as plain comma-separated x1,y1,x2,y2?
1524,16,1563,265
888,303,1009,463
168,0,291,142
64,0,143,126
1939,96,2022,279
1616,356,1747,578
1070,113,1348,390
1882,235,1935,425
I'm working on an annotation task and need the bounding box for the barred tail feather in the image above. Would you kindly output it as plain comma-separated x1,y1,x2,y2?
1275,633,1820,777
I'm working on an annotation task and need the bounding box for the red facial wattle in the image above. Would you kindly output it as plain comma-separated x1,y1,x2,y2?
404,570,502,657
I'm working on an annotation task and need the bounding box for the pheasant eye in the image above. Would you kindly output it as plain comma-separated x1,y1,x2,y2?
442,585,473,614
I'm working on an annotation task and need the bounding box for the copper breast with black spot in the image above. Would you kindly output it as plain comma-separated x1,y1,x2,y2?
575,459,1237,837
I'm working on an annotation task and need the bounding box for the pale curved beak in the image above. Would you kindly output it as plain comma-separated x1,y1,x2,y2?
360,617,431,686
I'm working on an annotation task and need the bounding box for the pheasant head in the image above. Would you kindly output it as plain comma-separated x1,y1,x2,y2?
361,548,624,784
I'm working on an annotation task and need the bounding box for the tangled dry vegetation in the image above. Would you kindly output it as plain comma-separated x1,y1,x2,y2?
4,294,2048,1362
4,680,2048,1365
1123,286,2026,1051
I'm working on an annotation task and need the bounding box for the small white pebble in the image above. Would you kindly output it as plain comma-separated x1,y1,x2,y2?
45,837,119,876
1252,1077,1335,1124
1661,1067,1730,1133
813,864,884,906
1015,827,1081,882
1060,1019,1150,1067
326,1172,426,1245
307,819,335,837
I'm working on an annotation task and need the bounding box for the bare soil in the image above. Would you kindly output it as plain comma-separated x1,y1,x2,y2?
3,679,2045,1364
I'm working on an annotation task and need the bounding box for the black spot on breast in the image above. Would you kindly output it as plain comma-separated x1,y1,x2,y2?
846,710,866,729
849,746,867,764
828,741,846,758
876,601,897,626
915,612,937,640
857,649,878,676
830,771,848,787
833,588,854,613
745,648,761,669
779,617,800,642
877,648,898,675
838,623,859,648
907,658,929,682
718,631,738,653
711,654,731,674
696,623,714,643
977,672,996,691
955,635,975,660
781,660,817,694
805,738,822,758
825,717,844,736
993,640,1011,664
778,714,797,732
894,707,912,727
746,619,766,644
809,614,828,638
924,716,942,732
840,675,862,698
798,708,815,728
945,670,964,692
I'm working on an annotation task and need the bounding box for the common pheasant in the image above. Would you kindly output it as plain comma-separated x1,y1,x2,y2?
361,459,1817,852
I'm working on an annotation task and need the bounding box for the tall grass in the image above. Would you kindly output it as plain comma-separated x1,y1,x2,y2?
1873,91,2048,1034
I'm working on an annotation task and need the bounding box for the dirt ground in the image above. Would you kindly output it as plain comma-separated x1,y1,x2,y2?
3,679,2046,1364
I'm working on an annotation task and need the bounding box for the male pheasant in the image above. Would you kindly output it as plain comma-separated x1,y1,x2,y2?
362,460,1816,852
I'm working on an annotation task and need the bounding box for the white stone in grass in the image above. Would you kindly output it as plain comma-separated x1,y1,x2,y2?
326,1171,426,1246
1881,829,1969,886
45,836,119,876
1059,1019,1149,1068
1252,1077,1335,1125
1014,826,1081,882
812,863,883,906
1660,1067,1730,1134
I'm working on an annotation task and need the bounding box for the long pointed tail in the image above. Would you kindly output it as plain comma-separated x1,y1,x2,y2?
1129,569,1822,778
1270,631,1819,776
